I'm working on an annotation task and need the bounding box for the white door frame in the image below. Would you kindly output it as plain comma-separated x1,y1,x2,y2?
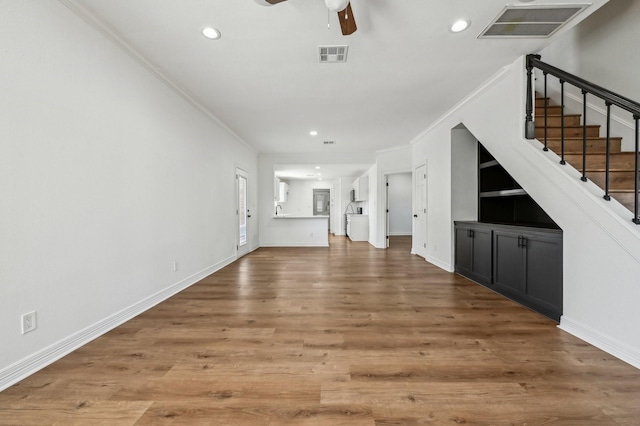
413,162,427,258
236,167,251,258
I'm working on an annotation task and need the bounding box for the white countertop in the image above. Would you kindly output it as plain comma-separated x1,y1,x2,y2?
272,215,329,219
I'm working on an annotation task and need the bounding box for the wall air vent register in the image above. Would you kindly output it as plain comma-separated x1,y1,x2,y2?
319,45,348,63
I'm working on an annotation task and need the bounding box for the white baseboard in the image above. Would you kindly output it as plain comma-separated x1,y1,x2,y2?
0,255,236,392
260,242,329,247
559,316,640,369
388,232,412,236
425,255,454,273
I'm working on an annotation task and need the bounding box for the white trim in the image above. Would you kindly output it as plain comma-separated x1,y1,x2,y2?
425,255,454,273
388,232,411,236
260,242,329,247
0,255,236,392
559,316,640,369
516,139,640,263
375,144,412,155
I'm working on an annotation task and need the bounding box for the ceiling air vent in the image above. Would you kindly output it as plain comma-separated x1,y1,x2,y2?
323,140,336,145
479,4,588,38
319,45,348,63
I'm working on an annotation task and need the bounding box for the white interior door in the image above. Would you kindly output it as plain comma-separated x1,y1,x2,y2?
414,164,427,258
236,168,251,258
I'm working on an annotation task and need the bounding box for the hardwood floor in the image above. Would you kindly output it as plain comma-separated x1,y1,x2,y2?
1,235,639,425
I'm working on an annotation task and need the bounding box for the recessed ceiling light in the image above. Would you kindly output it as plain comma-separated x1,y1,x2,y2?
310,130,318,136
315,166,321,169
202,27,221,40
451,19,470,33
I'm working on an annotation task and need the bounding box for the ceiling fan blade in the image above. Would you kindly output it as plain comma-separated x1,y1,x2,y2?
254,0,288,6
336,3,357,35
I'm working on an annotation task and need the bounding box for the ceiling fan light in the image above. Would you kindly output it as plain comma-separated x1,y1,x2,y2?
325,0,349,12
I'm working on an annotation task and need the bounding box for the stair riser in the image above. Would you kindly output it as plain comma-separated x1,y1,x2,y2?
588,171,639,190
535,115,581,127
535,106,563,115
543,139,622,154
536,126,600,138
535,98,548,108
563,154,638,170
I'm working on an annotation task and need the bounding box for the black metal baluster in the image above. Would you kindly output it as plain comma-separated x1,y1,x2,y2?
634,115,640,224
581,90,588,182
604,102,612,201
544,72,549,151
560,80,566,165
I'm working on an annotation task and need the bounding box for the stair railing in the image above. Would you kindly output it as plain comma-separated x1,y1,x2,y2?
525,54,640,225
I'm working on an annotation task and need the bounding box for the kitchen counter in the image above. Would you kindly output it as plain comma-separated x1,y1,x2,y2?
262,215,329,247
273,215,329,219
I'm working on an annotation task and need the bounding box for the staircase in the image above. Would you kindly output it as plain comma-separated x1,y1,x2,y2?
534,95,639,215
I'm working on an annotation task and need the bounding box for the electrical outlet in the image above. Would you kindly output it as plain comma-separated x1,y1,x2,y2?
173,261,179,272
21,311,37,334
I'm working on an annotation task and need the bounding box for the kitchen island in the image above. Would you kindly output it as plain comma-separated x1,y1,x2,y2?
260,215,329,247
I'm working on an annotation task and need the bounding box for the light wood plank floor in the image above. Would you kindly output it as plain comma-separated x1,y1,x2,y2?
1,235,639,425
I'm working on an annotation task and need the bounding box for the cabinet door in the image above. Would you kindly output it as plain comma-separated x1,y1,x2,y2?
454,226,473,275
471,227,492,285
523,233,563,318
493,230,524,295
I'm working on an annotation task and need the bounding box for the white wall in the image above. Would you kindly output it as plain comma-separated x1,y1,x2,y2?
0,1,258,390
536,0,640,151
387,173,412,236
279,180,332,217
411,55,640,368
259,153,374,246
539,0,640,101
372,146,412,248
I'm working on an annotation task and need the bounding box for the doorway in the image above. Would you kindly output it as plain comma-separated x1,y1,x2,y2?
313,188,331,233
236,168,251,258
385,172,412,248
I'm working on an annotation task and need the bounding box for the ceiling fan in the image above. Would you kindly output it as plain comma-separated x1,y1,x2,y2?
254,0,357,36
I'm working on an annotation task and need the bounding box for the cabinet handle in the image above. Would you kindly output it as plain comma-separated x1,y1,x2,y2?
413,214,418,218
517,236,521,247
469,229,474,238
521,237,527,248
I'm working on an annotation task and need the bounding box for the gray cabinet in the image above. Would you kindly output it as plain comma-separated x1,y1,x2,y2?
456,222,563,322
494,227,562,320
454,222,492,286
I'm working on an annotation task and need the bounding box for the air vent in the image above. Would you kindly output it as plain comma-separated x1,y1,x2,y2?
319,45,348,63
323,141,336,145
479,4,588,38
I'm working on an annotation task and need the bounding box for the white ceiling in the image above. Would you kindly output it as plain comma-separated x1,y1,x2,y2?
66,0,607,161
275,163,370,180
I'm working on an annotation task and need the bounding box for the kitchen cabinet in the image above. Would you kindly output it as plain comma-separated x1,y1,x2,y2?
346,214,368,241
276,181,289,202
493,226,563,321
454,222,492,286
352,176,369,201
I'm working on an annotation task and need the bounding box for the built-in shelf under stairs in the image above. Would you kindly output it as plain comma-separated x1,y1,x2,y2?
535,95,639,216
